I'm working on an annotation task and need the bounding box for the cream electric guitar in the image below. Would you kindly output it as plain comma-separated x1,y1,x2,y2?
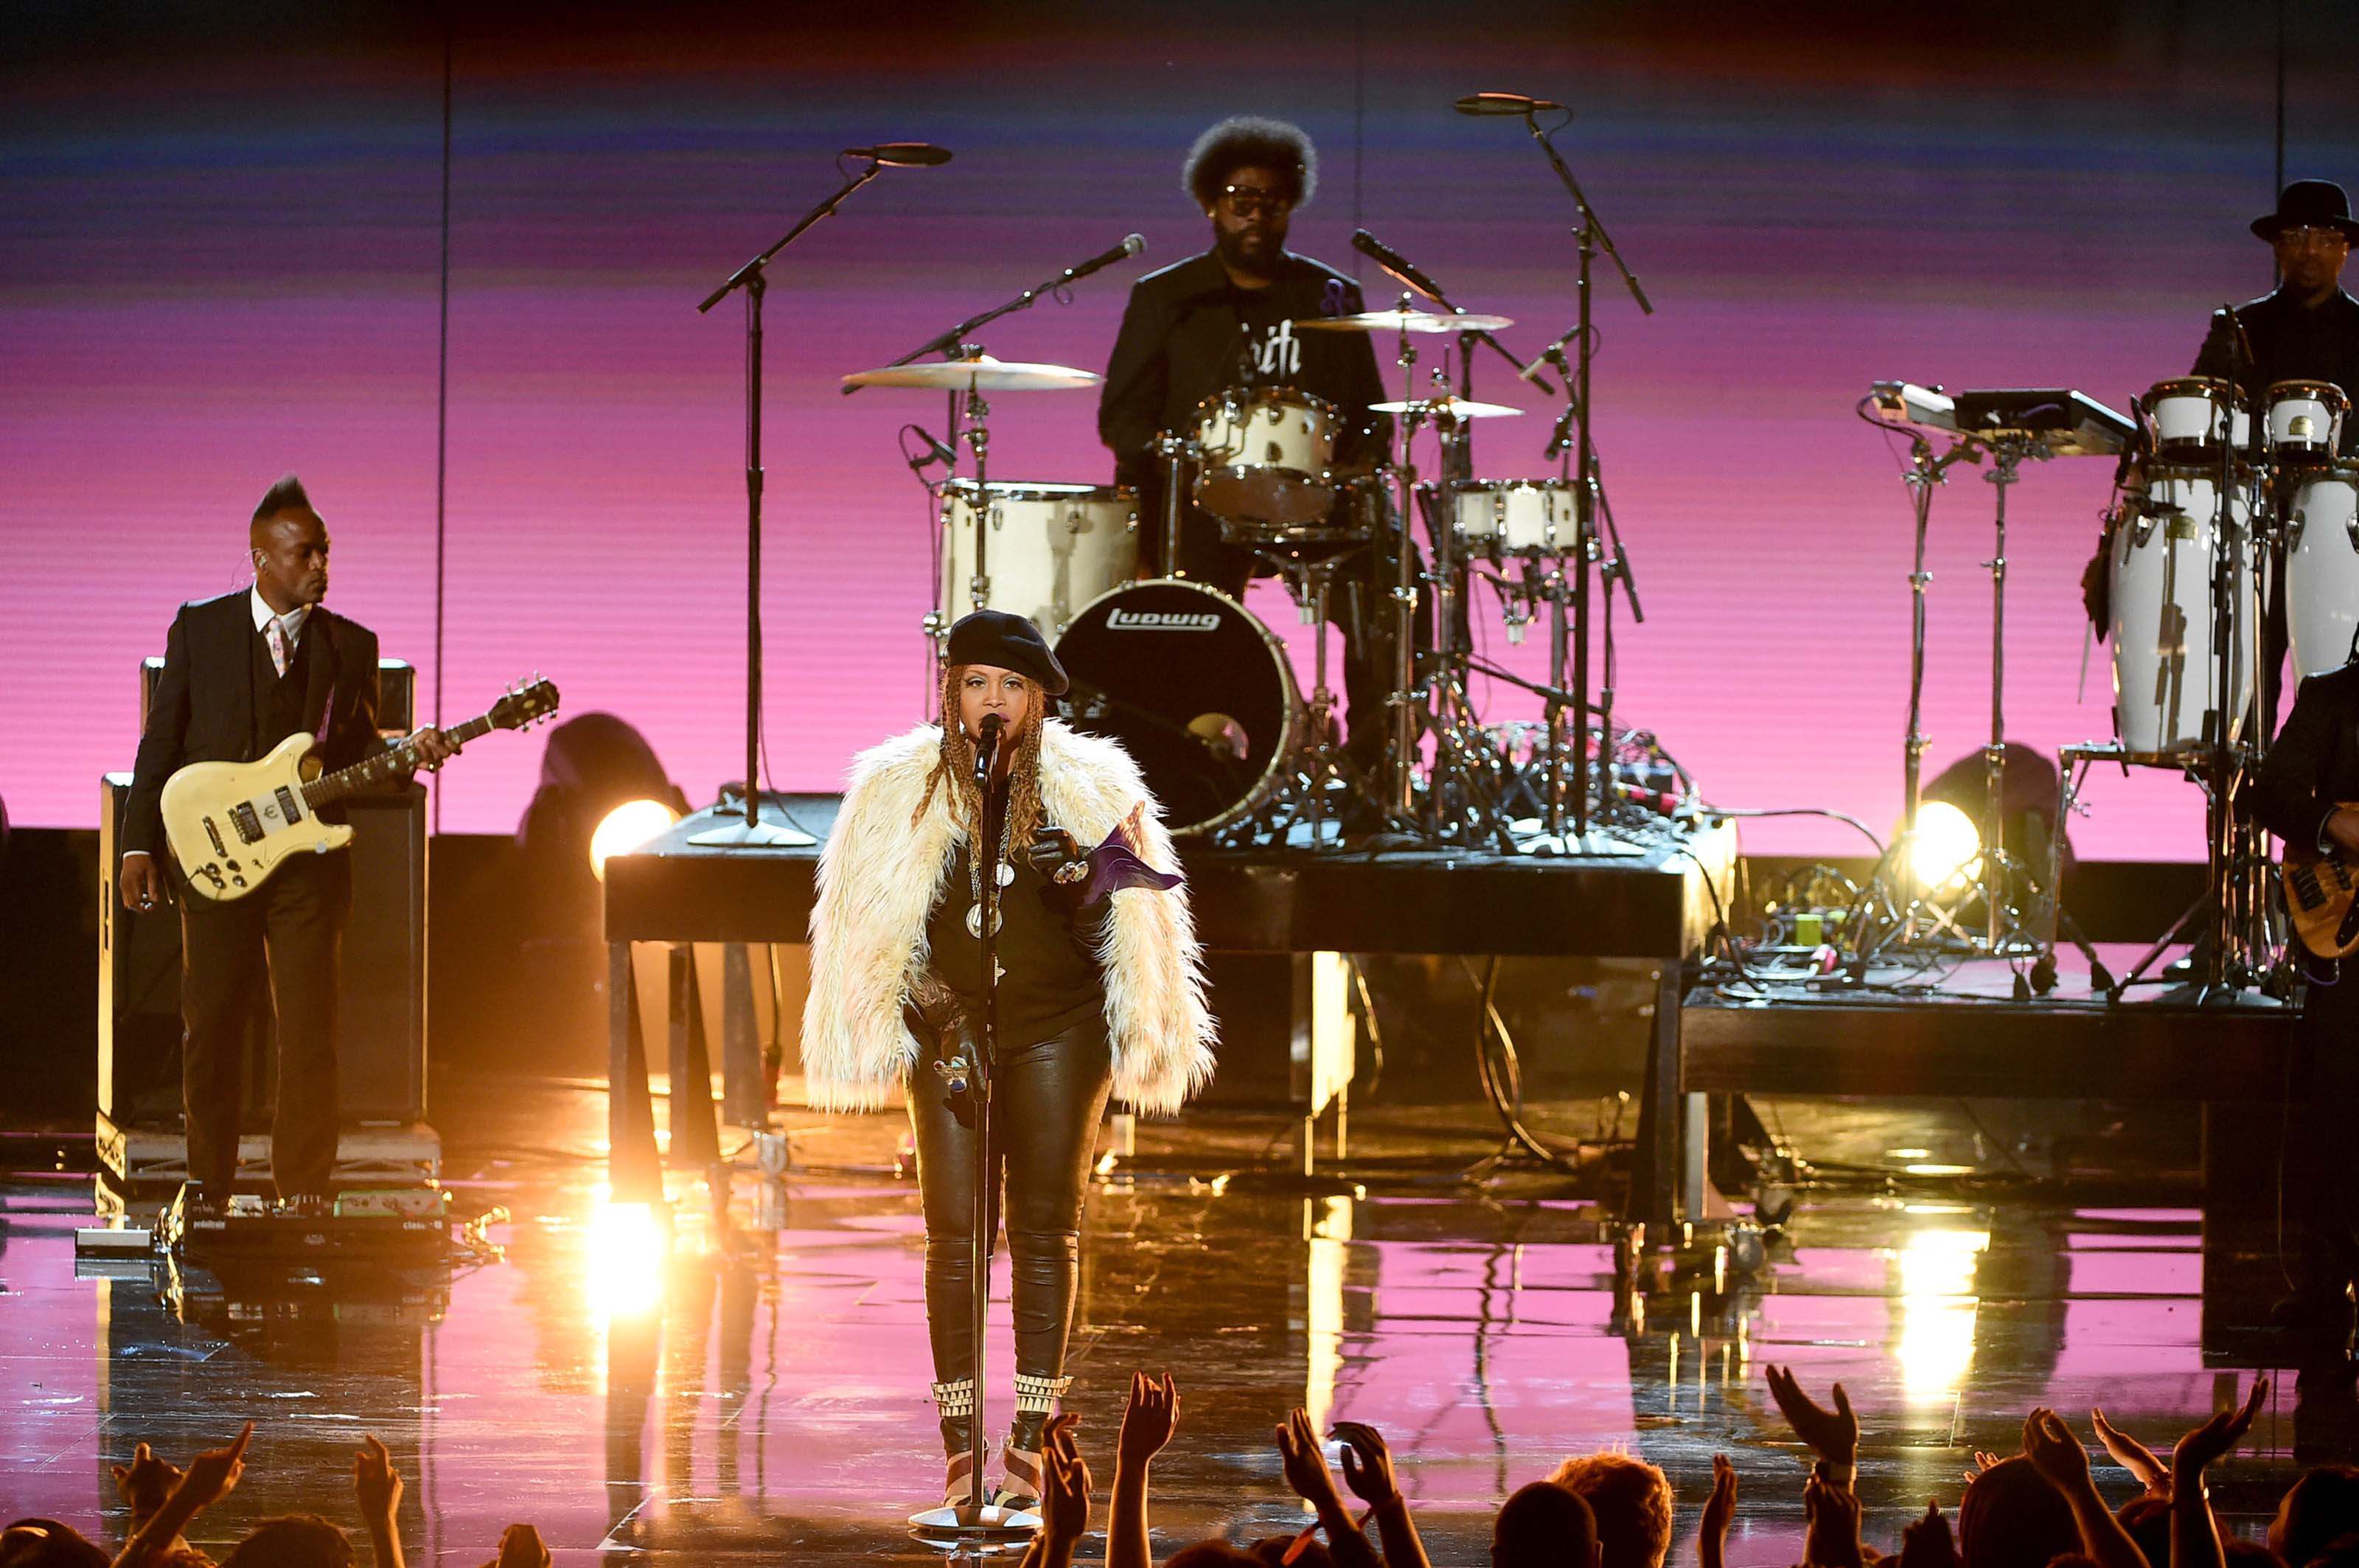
161,677,560,902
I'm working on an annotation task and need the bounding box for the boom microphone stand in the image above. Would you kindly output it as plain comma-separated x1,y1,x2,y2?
1484,97,1653,849
692,149,934,848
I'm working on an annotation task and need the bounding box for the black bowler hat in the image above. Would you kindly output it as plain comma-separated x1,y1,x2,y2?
944,610,1069,696
2252,179,2359,242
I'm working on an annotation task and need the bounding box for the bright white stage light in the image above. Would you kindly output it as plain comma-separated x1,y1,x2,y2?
589,799,679,881
585,1199,669,1318
1906,801,1982,891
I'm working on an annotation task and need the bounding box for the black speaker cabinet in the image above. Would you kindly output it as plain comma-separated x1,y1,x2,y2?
100,773,428,1129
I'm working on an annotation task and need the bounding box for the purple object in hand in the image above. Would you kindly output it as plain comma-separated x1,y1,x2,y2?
1079,826,1182,907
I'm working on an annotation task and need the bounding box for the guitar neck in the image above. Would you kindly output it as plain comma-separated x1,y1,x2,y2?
302,711,496,806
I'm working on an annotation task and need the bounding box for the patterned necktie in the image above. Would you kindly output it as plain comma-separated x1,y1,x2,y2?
265,616,289,678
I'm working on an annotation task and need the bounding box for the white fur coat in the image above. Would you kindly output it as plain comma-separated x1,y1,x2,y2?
800,719,1216,1116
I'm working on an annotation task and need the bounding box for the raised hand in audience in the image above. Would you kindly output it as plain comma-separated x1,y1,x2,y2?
1332,1421,1431,1568
2171,1379,2270,1568
1700,1455,1738,1568
1112,1374,1179,1568
353,1435,405,1568
1766,1366,1859,1480
111,1444,185,1525
1802,1468,1864,1568
2021,1408,2151,1568
115,1421,251,1568
2088,1408,2170,1497
1275,1408,1379,1568
1899,1499,1957,1568
1022,1413,1089,1568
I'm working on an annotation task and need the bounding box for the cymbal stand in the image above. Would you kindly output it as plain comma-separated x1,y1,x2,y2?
1889,431,1981,926
1383,311,1425,823
1972,435,2046,952
1252,552,1365,845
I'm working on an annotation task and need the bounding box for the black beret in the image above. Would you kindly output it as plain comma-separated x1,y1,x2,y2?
944,610,1069,697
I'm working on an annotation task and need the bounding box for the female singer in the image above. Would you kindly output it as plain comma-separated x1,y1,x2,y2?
801,610,1215,1508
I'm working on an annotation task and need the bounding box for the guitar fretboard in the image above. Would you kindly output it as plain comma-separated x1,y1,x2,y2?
300,711,498,807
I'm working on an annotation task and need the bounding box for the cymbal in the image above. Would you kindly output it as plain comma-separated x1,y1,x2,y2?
841,355,1101,391
1370,395,1527,419
1293,308,1514,335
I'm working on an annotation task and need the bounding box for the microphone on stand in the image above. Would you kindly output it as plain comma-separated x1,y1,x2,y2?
973,712,1006,787
1057,233,1147,286
1351,229,1447,304
1522,324,1583,383
843,142,954,167
1453,91,1567,117
1544,403,1579,461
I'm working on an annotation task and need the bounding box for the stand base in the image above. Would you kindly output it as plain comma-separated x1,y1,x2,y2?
685,816,816,849
906,1502,1041,1544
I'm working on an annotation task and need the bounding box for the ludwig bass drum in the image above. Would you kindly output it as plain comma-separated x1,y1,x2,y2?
1053,579,1301,836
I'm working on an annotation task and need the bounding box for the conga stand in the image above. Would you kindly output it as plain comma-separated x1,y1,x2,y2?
907,756,1037,1544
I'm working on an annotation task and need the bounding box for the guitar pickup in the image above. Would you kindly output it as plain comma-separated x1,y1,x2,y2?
229,803,263,843
274,786,304,823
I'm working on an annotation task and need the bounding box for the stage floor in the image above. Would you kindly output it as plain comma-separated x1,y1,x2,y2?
2,1078,2346,1566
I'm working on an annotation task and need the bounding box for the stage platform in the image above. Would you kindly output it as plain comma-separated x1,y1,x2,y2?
604,795,1738,1221
2,1077,2348,1568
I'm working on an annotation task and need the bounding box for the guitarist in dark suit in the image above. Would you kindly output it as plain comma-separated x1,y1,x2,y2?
119,475,457,1215
2254,661,2359,1350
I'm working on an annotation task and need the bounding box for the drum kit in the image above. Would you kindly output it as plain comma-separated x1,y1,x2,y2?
1867,356,2357,992
840,296,1653,851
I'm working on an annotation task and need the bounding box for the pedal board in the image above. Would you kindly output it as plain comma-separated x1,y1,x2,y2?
161,1187,453,1262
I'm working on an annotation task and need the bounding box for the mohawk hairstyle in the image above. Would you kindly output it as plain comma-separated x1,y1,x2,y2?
251,472,313,524
1183,116,1317,211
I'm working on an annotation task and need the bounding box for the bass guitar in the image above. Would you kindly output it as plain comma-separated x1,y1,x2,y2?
161,677,559,902
2282,804,2359,959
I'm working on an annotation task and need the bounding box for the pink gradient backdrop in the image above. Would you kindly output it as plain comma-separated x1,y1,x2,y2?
9,9,2358,855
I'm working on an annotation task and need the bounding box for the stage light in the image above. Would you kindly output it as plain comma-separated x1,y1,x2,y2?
585,1199,669,1318
1905,801,1981,891
590,799,679,882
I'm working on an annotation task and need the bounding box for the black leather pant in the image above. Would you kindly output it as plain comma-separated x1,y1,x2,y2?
909,1008,1112,1449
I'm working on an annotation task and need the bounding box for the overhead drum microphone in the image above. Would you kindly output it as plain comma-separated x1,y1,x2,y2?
843,142,955,167
1452,92,1567,117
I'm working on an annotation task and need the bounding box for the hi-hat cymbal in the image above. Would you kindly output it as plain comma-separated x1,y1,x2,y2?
1293,308,1515,335
1370,395,1527,419
841,355,1101,391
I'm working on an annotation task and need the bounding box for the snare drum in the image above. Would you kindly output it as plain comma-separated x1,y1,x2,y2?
2288,462,2359,677
2268,379,2349,463
1192,386,1339,531
938,481,1138,641
1054,579,1300,836
2106,464,2258,759
2144,377,2250,458
1446,479,1577,559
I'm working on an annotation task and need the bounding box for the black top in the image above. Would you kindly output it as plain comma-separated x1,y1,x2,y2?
2255,663,2359,850
1098,249,1394,490
926,834,1107,1049
125,590,386,857
2191,285,2359,453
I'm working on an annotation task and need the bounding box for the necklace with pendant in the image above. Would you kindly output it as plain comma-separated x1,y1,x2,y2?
964,818,1012,939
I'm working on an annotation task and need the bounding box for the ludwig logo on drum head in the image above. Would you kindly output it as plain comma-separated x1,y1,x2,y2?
1107,608,1222,631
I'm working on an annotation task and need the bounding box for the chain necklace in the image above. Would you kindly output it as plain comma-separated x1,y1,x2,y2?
964,809,1012,939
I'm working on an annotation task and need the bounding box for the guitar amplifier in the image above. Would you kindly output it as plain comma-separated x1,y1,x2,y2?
142,657,414,736
100,773,428,1129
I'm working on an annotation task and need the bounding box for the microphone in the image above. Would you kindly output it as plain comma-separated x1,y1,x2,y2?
1522,323,1582,383
906,425,958,472
843,142,954,167
1058,233,1147,286
973,712,1005,784
1454,91,1567,117
1351,229,1447,304
1544,403,1578,461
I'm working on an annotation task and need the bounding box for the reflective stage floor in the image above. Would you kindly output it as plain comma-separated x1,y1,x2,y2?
3,1079,2350,1565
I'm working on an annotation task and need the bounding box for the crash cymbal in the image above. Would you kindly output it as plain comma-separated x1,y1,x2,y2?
1292,308,1515,335
1370,395,1528,419
840,355,1101,391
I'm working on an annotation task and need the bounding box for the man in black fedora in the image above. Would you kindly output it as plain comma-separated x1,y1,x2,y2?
2191,178,2359,436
